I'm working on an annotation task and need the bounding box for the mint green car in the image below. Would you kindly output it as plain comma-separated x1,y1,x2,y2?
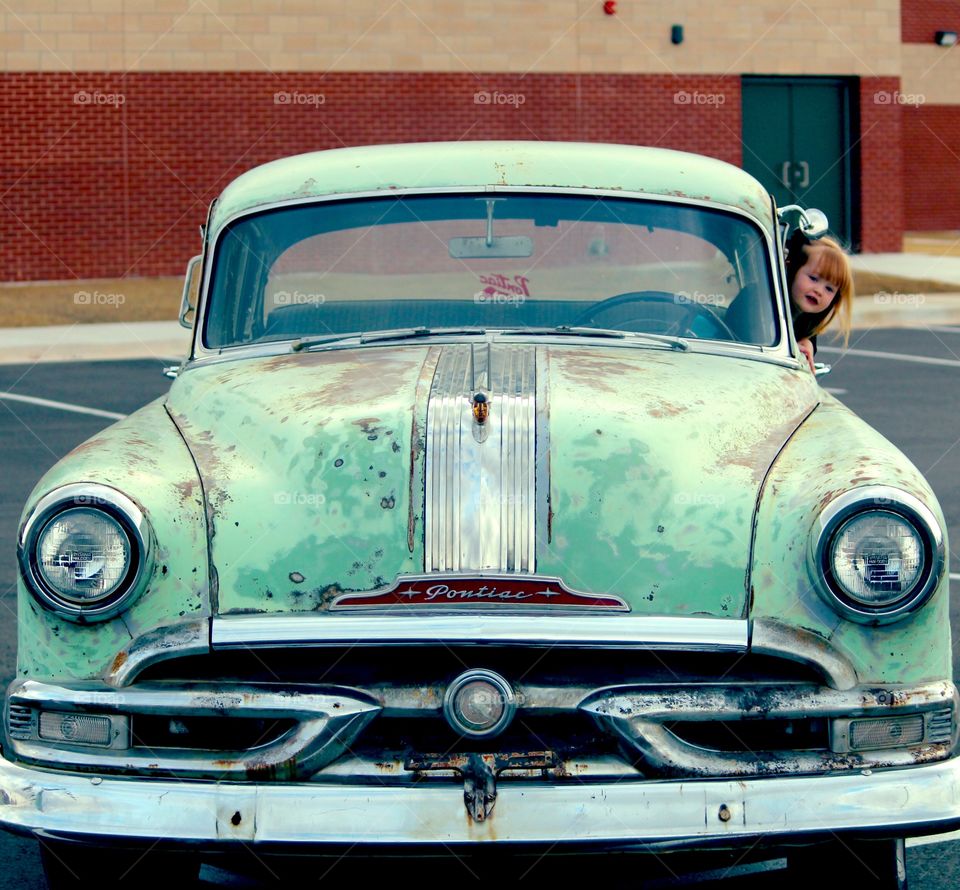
4,143,956,887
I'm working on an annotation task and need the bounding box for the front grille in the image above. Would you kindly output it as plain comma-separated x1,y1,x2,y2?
929,708,954,744
131,715,294,752
7,704,35,740
137,646,825,688
665,718,830,752
352,712,616,760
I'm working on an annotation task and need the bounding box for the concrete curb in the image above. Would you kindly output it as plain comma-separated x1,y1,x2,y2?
0,321,188,366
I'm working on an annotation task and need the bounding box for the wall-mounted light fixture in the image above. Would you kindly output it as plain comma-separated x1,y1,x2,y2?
671,25,684,45
935,30,958,47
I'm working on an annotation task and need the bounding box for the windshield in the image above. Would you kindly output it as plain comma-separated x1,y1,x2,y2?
203,193,778,349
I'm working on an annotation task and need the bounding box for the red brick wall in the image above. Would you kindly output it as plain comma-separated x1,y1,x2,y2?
858,78,904,252
902,0,960,43
0,73,742,281
902,104,960,230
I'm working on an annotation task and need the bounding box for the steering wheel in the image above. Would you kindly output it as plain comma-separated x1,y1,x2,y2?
571,290,737,340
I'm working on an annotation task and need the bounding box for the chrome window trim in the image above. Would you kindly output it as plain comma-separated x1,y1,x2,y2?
17,483,155,622
212,614,748,649
175,332,800,377
810,485,946,625
193,185,786,361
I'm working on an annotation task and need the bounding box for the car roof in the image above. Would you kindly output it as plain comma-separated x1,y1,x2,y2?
210,142,774,235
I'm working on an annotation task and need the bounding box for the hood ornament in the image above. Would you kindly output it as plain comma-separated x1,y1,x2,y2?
472,392,489,425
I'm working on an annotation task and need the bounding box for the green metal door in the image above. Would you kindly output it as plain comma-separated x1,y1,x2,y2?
742,77,854,244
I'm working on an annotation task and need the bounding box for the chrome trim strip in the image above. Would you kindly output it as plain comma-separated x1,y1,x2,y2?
583,680,957,778
535,349,551,548
425,345,537,572
106,620,210,687
211,615,748,649
7,681,379,781
1,754,959,844
750,618,858,690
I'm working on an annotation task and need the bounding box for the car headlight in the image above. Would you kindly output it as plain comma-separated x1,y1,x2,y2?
812,486,945,624
18,484,153,621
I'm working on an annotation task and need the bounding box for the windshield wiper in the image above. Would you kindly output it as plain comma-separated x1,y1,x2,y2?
291,327,486,352
502,326,689,350
502,325,625,339
359,326,486,344
290,332,362,351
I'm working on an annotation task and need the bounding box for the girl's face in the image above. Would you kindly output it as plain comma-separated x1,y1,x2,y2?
791,248,839,313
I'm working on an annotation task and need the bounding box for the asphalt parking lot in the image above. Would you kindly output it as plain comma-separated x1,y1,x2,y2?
0,327,958,886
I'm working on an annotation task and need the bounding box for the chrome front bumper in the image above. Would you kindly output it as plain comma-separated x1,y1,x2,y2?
2,754,960,848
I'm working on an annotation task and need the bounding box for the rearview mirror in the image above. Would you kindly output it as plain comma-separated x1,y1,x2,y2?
449,235,533,258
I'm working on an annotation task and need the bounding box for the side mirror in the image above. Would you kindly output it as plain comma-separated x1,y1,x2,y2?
777,205,830,241
800,209,829,239
179,254,202,329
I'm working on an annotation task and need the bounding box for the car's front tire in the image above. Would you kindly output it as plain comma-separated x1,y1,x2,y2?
789,837,907,889
39,840,200,887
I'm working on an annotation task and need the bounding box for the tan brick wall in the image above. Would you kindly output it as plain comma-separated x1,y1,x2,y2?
902,44,960,104
0,0,903,75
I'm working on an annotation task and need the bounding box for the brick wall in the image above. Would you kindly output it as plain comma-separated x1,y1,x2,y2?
902,105,960,230
0,72,742,281
902,0,960,44
859,78,904,253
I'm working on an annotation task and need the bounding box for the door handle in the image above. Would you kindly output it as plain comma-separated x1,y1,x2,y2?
780,162,791,188
795,161,810,188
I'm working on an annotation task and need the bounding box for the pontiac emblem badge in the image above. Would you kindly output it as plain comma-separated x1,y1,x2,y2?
330,575,631,611
472,392,489,425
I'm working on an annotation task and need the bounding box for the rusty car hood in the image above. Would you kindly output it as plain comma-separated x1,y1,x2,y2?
165,344,818,619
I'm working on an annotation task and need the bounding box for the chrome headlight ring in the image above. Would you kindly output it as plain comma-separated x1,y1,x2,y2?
811,486,945,625
17,484,154,622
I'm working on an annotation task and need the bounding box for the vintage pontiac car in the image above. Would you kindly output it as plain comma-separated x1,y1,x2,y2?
3,142,957,887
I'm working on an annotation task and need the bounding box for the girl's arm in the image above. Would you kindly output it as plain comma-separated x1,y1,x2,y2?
797,337,816,372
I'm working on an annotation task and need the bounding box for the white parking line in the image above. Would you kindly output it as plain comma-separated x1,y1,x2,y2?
923,326,960,334
818,346,960,368
0,391,126,421
909,829,960,847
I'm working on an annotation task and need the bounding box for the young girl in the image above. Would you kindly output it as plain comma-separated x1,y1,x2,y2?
785,231,854,372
